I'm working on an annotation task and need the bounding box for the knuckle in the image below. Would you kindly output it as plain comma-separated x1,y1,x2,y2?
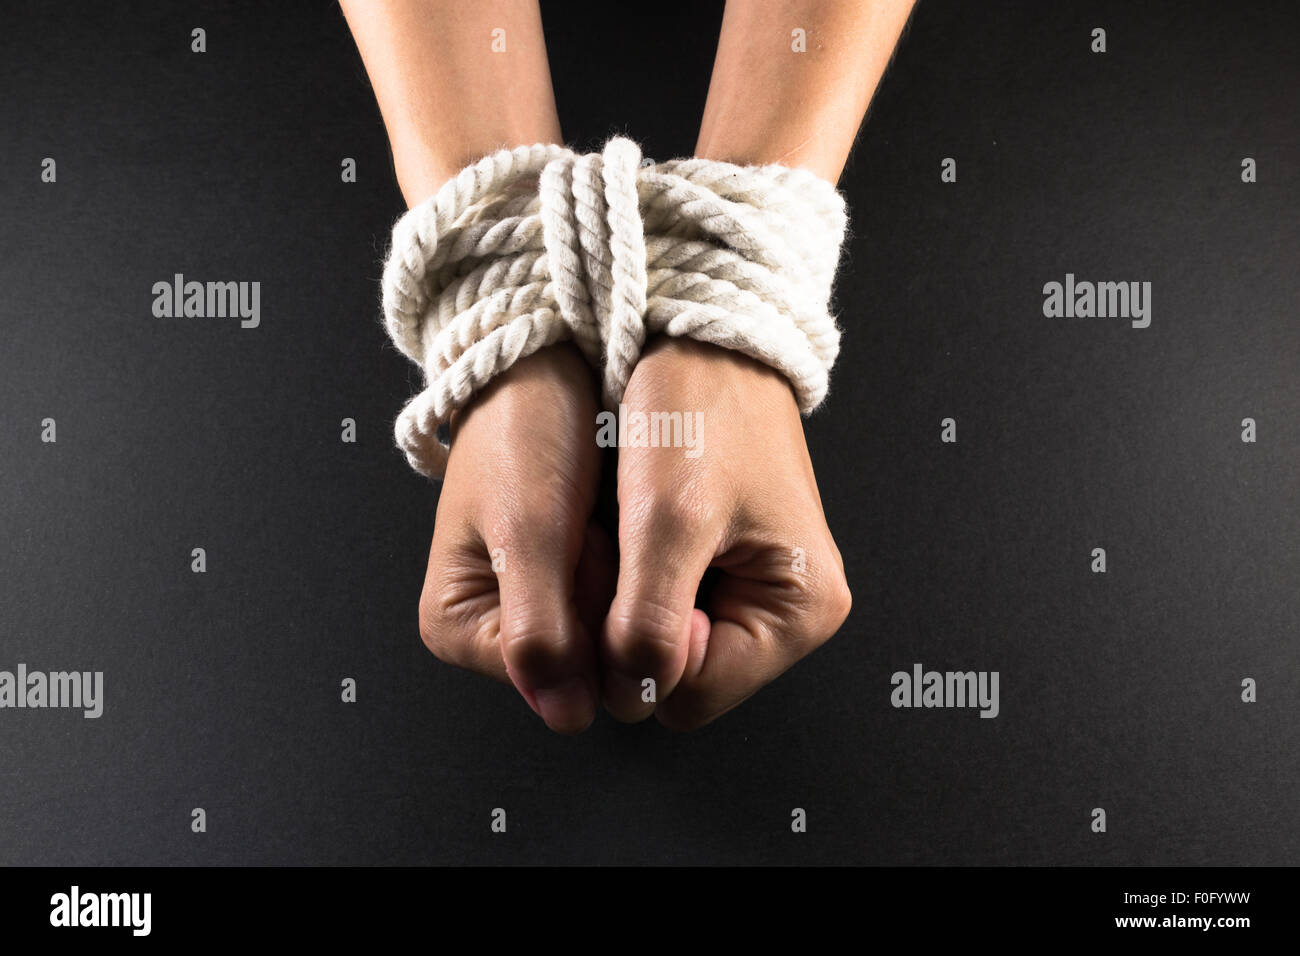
819,558,852,619
417,586,456,661
490,505,572,552
624,485,714,548
417,570,483,669
809,567,852,643
605,598,687,674
498,608,571,677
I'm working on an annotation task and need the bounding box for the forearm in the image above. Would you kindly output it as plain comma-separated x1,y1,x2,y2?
695,0,915,183
340,0,562,207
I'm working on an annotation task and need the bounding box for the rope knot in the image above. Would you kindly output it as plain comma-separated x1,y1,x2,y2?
381,136,848,478
538,138,648,405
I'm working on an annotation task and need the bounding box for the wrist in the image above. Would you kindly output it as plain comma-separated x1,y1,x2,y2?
448,341,597,434
632,335,801,414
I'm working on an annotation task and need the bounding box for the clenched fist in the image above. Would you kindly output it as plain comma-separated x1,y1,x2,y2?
417,343,614,734
416,337,851,733
601,337,852,730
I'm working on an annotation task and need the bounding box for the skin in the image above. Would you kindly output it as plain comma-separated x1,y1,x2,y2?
420,343,613,734
695,0,918,183
341,0,563,206
602,337,851,729
342,0,915,732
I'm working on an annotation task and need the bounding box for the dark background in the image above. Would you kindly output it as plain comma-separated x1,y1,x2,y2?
1,0,1296,865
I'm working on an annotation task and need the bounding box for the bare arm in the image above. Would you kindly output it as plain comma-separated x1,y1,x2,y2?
601,2,917,728
343,1,605,735
695,0,916,183
340,0,563,207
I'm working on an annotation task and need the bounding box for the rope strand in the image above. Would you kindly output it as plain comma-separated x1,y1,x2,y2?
381,136,848,478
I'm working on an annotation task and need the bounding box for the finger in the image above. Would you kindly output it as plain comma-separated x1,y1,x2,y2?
655,550,852,732
418,511,510,683
601,495,718,722
653,617,775,731
492,515,600,734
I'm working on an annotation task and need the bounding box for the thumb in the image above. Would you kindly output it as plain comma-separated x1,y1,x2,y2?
601,501,717,722
495,528,599,735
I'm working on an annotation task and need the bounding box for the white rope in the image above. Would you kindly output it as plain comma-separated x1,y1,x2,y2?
381,136,848,478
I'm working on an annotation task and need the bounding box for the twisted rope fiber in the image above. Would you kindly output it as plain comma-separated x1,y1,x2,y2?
381,136,849,478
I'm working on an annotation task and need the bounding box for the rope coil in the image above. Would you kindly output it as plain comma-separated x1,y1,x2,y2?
382,136,848,477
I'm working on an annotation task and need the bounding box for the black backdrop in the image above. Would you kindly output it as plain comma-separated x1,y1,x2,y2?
1,0,1296,866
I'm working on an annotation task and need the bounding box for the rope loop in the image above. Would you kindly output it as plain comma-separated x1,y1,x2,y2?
381,137,848,477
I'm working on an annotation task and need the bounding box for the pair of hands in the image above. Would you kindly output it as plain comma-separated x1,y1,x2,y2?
419,336,851,733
